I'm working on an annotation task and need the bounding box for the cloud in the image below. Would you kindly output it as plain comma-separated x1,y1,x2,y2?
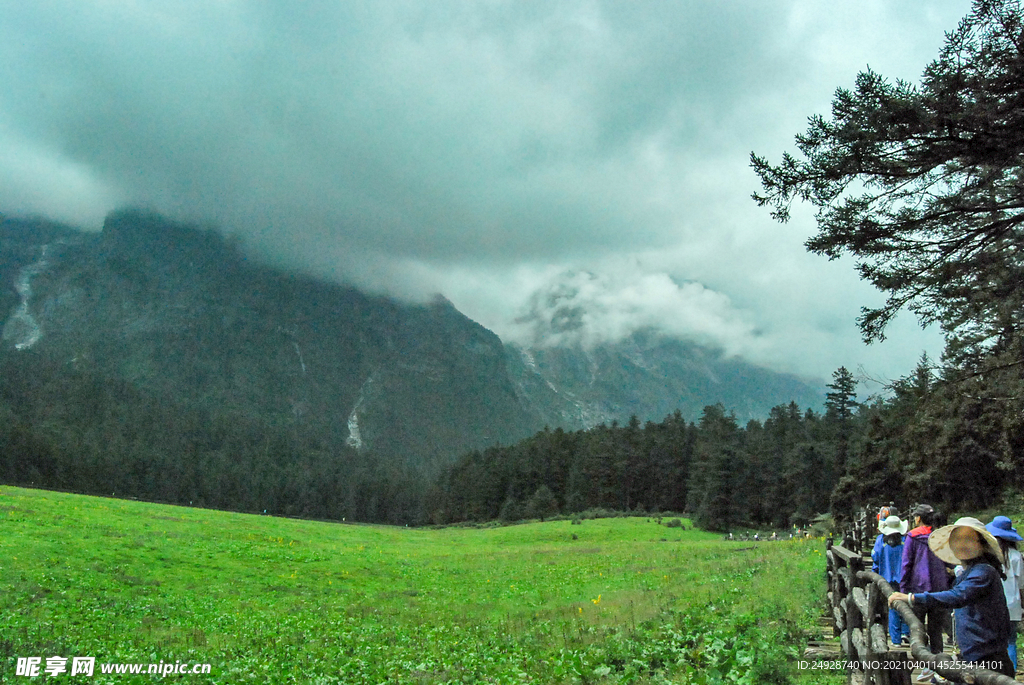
0,120,122,226
0,0,966,381
506,268,760,354
433,258,943,384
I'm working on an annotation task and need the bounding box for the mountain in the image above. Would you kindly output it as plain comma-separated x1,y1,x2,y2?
0,209,831,522
506,331,825,430
0,209,537,470
1,208,824,473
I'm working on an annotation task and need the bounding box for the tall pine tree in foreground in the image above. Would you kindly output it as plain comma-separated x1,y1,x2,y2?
754,0,1024,517
752,0,1024,371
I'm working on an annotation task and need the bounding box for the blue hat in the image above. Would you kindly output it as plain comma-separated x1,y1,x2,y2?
986,516,1023,542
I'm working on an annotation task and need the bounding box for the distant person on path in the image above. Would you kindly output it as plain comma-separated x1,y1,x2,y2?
877,502,896,525
889,517,1014,678
873,514,910,646
900,504,951,659
987,516,1024,670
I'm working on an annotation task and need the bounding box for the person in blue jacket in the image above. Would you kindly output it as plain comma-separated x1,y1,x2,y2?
889,517,1013,678
873,514,910,646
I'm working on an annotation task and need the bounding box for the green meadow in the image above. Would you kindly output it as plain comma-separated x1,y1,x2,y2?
1,486,839,684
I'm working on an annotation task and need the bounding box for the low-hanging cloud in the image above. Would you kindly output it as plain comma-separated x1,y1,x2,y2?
507,269,760,355
0,0,965,382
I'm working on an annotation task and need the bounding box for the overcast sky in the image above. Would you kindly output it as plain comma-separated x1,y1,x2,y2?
0,0,971,387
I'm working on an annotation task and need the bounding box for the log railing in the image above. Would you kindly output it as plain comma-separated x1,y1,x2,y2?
826,540,1016,684
839,503,876,556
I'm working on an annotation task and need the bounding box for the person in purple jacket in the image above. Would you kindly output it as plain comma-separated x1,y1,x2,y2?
900,504,951,657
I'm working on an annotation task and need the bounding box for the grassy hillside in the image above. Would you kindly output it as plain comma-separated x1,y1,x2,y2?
1,486,839,684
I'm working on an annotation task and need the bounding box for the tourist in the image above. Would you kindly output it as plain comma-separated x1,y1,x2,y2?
987,516,1023,670
899,503,950,678
889,517,1014,678
878,502,896,525
873,514,910,646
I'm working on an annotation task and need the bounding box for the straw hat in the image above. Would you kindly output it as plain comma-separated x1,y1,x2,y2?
928,516,1004,566
878,515,908,536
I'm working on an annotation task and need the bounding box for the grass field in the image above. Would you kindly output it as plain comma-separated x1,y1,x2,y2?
1,486,841,684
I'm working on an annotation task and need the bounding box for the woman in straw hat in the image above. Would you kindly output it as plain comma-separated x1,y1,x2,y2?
986,516,1023,670
889,517,1014,678
873,514,911,646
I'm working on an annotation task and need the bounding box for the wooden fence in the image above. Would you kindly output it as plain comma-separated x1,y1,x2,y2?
826,534,1016,684
838,504,876,556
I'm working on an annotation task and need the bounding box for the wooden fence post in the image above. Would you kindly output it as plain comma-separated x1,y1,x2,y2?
848,555,864,665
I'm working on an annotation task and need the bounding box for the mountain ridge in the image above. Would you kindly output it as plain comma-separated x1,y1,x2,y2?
505,331,824,431
0,209,538,468
1,209,825,470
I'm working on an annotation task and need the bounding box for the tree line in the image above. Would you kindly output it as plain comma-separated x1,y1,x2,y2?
0,349,427,525
5,334,1023,531
432,369,856,531
0,340,845,531
435,354,1024,531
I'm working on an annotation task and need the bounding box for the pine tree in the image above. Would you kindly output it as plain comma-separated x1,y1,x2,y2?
499,495,525,522
825,367,858,476
525,484,559,521
753,0,1024,366
690,405,743,531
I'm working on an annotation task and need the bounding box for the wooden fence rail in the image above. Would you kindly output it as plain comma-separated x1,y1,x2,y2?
826,540,1016,684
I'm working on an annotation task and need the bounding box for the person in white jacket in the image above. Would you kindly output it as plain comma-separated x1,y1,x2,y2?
987,515,1024,670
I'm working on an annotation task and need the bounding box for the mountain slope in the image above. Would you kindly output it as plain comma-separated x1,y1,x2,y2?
507,330,825,429
0,210,538,468
1,209,825,494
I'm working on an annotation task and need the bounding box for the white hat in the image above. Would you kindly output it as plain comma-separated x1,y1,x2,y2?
878,515,908,536
928,516,1004,566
